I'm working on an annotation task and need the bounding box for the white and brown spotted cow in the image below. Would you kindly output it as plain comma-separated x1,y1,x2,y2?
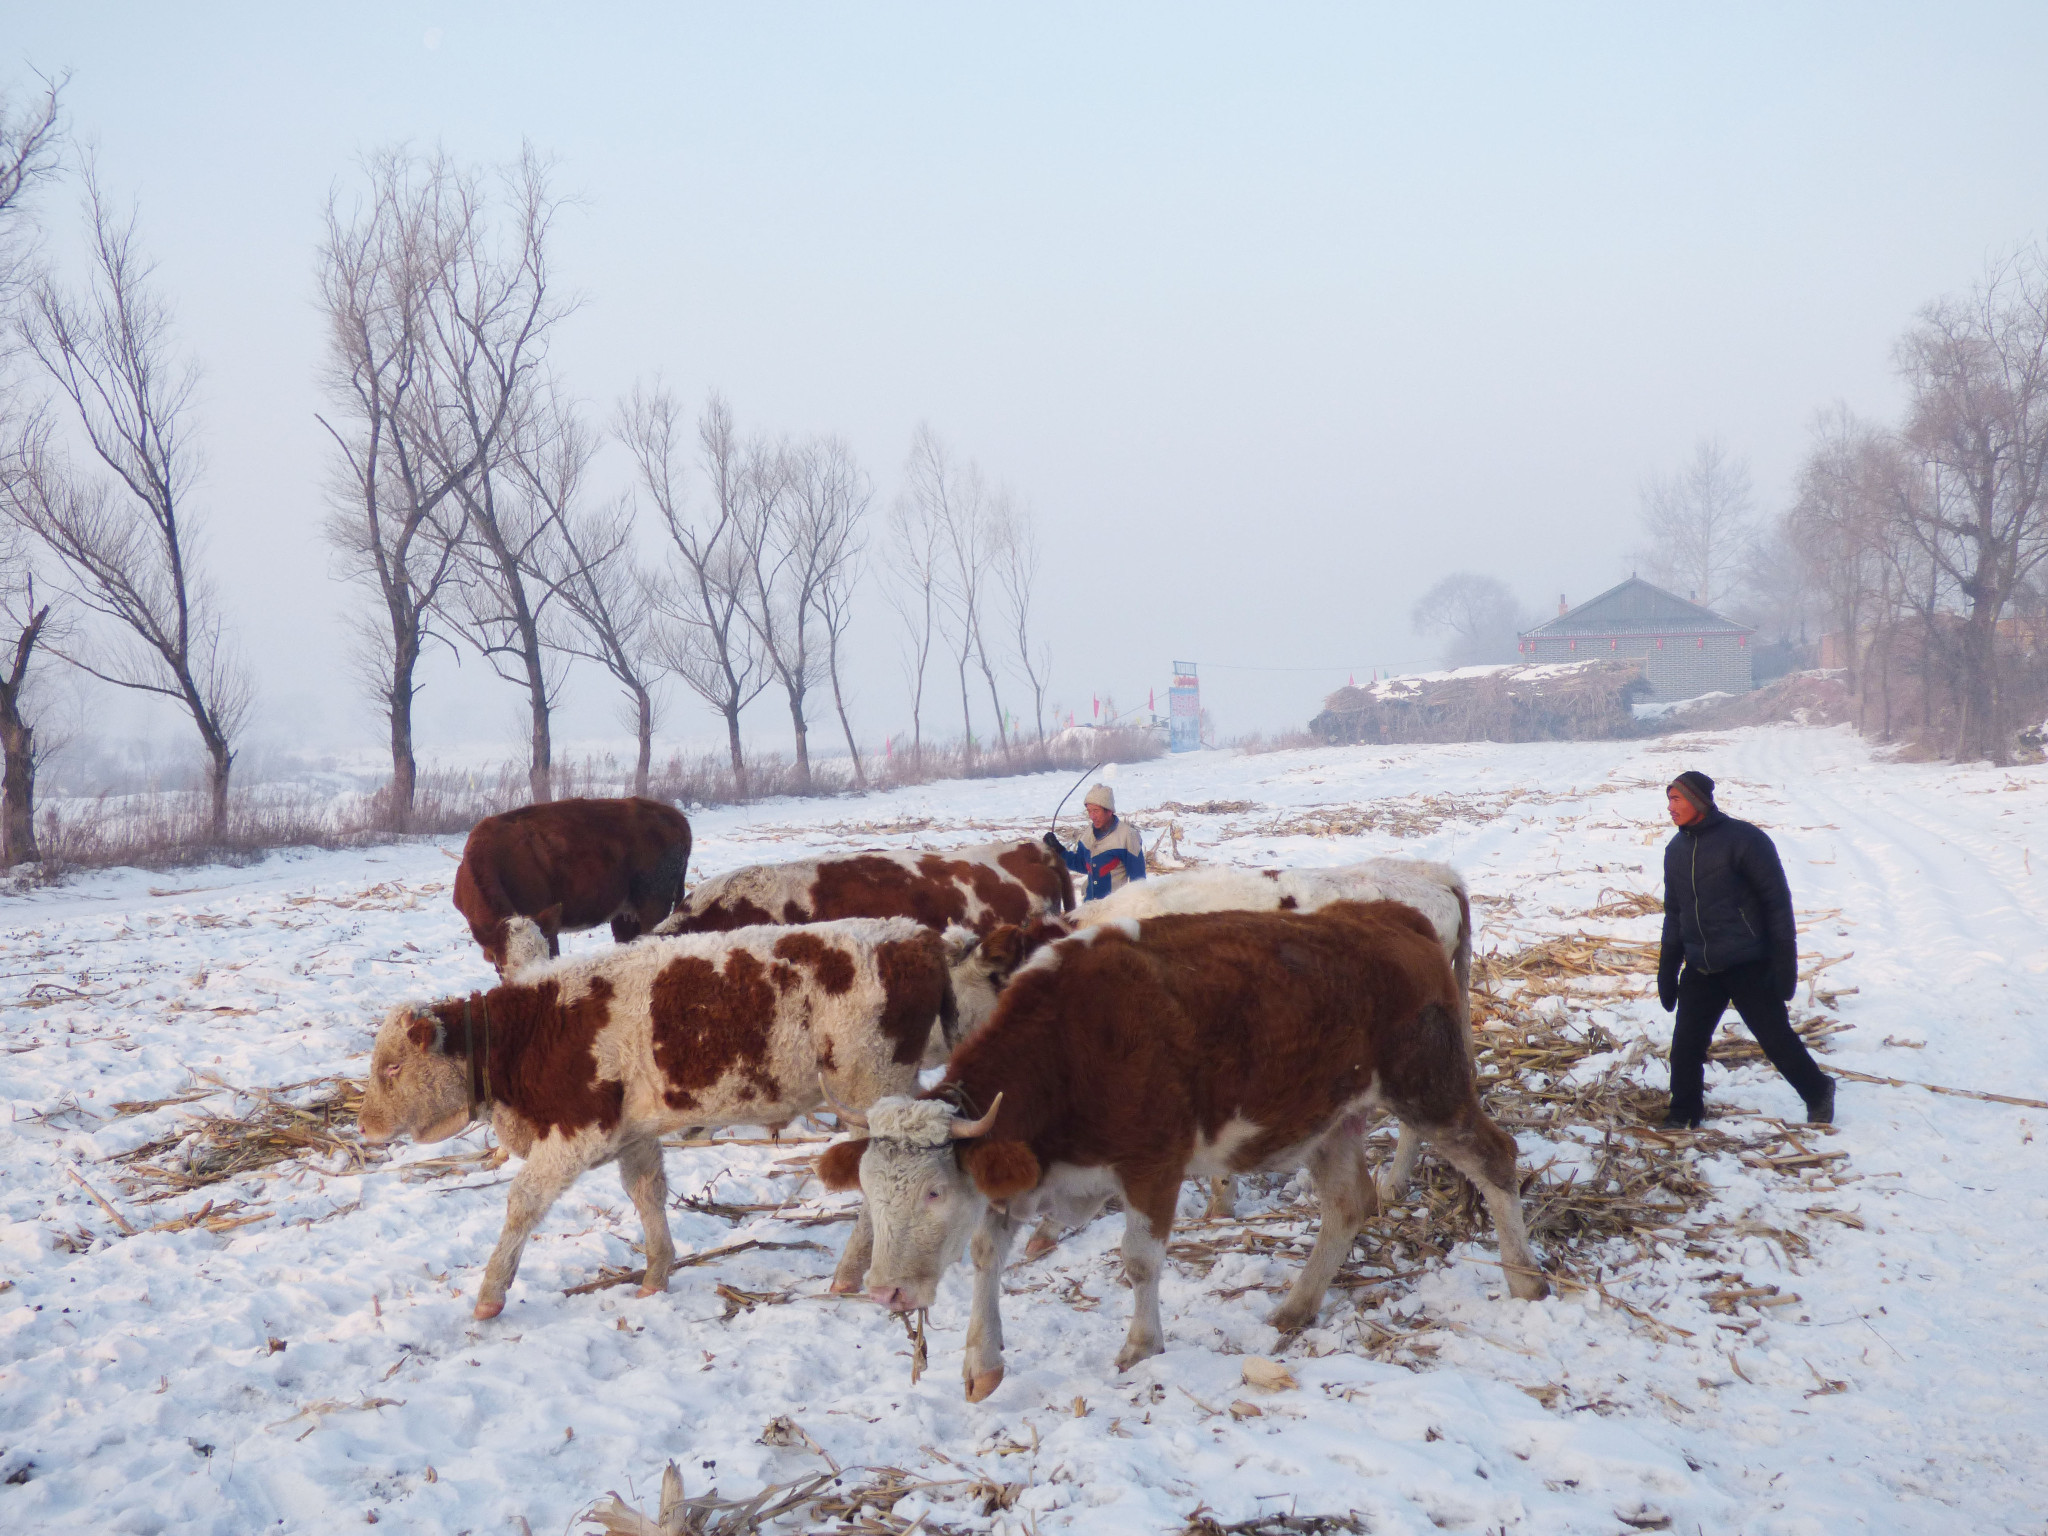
945,857,1474,1227
655,839,1073,943
822,901,1547,1401
358,916,954,1319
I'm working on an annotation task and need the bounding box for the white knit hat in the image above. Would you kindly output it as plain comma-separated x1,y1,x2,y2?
1083,783,1115,812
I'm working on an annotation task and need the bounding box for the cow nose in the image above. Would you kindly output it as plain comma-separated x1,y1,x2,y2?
868,1285,913,1312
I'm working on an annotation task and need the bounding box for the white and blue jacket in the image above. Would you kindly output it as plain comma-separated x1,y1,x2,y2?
1056,816,1147,902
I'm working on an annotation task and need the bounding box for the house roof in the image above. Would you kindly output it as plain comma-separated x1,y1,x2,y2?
1519,577,1754,639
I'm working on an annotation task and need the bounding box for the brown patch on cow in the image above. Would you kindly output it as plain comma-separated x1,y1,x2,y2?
773,931,857,995
669,895,778,934
817,1139,866,1191
430,975,626,1143
649,951,782,1111
874,930,950,1065
769,961,802,994
962,1139,1040,1201
782,899,808,923
1278,894,1299,910
803,854,974,932
452,797,691,968
996,842,1074,915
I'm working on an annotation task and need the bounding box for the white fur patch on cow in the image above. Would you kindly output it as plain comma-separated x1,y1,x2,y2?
866,1096,962,1147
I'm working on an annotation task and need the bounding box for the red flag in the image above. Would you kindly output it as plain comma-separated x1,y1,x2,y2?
1149,688,1155,711
1093,695,1099,719
1349,673,1355,686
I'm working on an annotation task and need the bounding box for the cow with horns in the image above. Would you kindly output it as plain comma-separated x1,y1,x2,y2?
820,900,1547,1401
359,917,954,1319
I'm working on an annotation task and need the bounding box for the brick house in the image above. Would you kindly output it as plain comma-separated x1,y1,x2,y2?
1517,577,1754,702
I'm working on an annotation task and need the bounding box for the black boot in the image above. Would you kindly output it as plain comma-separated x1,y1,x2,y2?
1658,1108,1704,1131
1806,1078,1836,1126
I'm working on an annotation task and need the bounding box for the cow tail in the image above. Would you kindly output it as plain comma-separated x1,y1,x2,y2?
937,965,963,1056
1452,878,1475,1056
644,837,690,920
1053,849,1076,914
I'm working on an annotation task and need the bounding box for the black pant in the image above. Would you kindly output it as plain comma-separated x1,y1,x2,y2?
1668,959,1831,1120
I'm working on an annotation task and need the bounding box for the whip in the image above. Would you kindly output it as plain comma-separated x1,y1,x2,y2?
1048,759,1107,839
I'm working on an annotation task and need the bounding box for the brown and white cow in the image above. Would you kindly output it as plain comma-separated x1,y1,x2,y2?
820,901,1547,1401
945,858,1475,1223
454,797,693,975
358,916,953,1319
655,839,1072,942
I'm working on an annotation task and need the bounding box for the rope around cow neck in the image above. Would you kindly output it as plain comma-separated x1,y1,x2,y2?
462,992,494,1122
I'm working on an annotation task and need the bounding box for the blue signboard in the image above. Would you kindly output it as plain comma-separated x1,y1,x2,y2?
1169,662,1201,753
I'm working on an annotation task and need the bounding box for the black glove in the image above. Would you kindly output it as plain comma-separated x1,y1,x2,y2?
1042,831,1064,854
1657,956,1679,1013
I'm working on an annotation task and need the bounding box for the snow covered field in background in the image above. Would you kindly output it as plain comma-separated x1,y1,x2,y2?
2,724,2044,1535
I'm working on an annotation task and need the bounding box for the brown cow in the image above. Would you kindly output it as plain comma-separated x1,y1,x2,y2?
655,839,1071,942
359,916,952,1319
454,797,692,974
821,901,1547,1400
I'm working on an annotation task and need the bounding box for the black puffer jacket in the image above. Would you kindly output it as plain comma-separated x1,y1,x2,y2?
1659,809,1798,1001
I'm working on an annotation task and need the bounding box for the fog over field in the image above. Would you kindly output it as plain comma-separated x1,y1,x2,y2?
8,6,2048,779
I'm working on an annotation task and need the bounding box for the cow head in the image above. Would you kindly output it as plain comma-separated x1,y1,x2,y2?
944,918,1068,1040
476,905,561,976
358,1003,475,1145
817,1093,1037,1313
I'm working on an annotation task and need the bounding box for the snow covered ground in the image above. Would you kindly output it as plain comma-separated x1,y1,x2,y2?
2,724,2044,1535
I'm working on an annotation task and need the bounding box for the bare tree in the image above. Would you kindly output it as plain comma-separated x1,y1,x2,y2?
11,167,248,837
796,437,870,786
516,395,662,796
1894,244,2048,762
1636,438,1756,609
1410,572,1528,667
992,492,1050,741
0,73,65,862
626,387,771,793
885,467,945,772
315,148,479,830
413,148,570,803
905,426,1007,760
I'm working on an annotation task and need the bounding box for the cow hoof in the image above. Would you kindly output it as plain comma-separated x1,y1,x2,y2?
1022,1232,1060,1261
827,1274,865,1296
1266,1303,1313,1335
473,1298,505,1321
1113,1339,1163,1372
1510,1272,1552,1302
965,1366,1005,1402
635,1282,667,1299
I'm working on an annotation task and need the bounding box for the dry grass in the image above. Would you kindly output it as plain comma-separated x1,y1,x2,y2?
1312,660,1650,746
108,1074,377,1205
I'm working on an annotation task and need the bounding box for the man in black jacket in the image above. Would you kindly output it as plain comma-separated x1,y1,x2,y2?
1657,770,1834,1129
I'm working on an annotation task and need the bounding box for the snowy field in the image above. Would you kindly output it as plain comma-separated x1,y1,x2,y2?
2,723,2045,1535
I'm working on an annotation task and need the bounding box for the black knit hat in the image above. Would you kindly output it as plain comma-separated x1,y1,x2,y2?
1669,770,1716,811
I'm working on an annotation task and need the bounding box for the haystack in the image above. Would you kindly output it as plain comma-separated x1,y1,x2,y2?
1311,660,1649,745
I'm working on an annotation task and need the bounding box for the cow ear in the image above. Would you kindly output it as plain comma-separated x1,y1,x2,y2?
962,1139,1040,1202
405,1011,442,1053
940,925,980,967
536,903,563,939
816,1139,868,1192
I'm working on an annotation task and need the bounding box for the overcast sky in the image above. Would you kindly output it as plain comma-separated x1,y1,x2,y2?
8,4,2048,776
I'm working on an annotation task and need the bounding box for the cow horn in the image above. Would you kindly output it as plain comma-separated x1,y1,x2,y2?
817,1074,868,1130
949,1092,1004,1139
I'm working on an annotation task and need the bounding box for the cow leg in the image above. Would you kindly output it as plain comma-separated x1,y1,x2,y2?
829,1202,876,1295
1204,1175,1237,1219
616,1136,675,1298
1376,1125,1423,1205
476,1141,585,1319
1418,1110,1550,1302
1270,1131,1378,1335
1113,1177,1179,1372
964,1205,1018,1402
611,912,643,944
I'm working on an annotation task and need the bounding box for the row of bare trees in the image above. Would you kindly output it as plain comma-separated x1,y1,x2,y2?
1779,245,2048,762
316,146,1054,827
0,111,1064,863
